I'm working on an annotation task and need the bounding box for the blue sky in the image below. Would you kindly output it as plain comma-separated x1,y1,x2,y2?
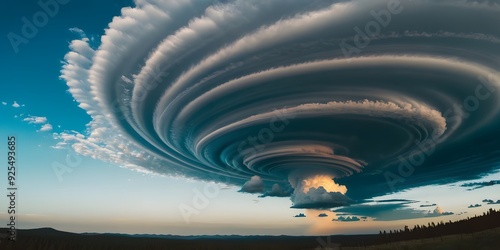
1,0,500,236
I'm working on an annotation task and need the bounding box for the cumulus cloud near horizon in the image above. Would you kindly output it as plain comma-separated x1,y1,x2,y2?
427,206,454,217
24,116,48,124
289,173,353,209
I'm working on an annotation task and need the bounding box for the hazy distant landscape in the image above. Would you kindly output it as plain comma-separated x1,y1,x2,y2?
2,209,499,250
1,227,499,250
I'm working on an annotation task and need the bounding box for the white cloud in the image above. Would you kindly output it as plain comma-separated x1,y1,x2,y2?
1,101,6,105
288,173,353,208
51,129,153,174
23,116,48,124
120,76,133,84
38,124,53,132
12,101,20,108
22,115,52,132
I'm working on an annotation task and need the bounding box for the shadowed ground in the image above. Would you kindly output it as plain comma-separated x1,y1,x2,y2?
0,227,498,250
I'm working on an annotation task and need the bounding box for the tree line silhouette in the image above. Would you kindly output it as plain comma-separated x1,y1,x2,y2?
377,208,500,244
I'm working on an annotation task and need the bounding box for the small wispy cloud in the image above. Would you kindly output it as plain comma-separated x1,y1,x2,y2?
1,101,6,105
23,115,52,132
38,124,53,132
12,101,21,108
120,75,133,84
23,116,48,124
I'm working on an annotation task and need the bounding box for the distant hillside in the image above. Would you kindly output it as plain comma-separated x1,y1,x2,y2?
0,230,377,250
0,209,499,249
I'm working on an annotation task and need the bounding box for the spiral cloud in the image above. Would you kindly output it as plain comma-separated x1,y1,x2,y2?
57,0,500,209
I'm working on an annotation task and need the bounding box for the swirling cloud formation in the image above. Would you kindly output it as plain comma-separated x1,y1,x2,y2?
58,0,500,208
